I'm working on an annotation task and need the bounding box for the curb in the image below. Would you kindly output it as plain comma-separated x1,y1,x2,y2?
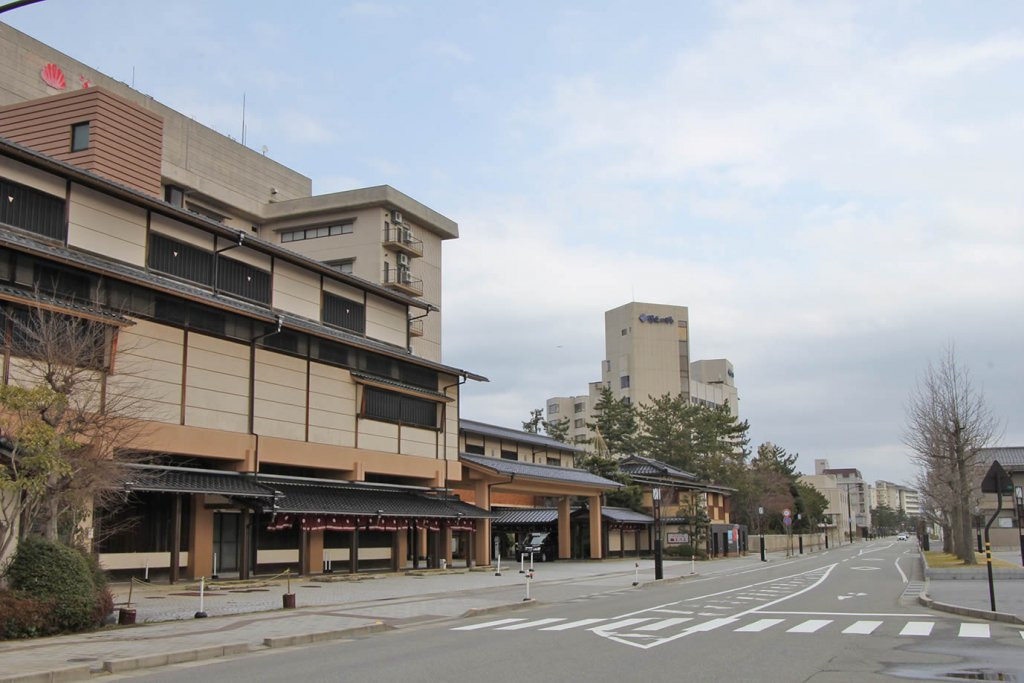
263,622,391,648
460,600,541,618
1,665,92,683
635,573,694,589
103,642,251,673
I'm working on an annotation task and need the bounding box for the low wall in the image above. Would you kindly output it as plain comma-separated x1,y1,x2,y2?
754,533,833,554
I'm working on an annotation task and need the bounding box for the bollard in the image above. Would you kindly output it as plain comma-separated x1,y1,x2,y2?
143,559,150,583
323,549,333,574
283,571,296,609
194,577,208,619
519,553,526,573
633,561,639,586
529,551,535,572
494,552,502,577
799,536,804,554
212,553,219,580
523,568,534,601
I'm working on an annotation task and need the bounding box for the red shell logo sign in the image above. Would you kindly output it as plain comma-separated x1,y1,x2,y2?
41,63,67,90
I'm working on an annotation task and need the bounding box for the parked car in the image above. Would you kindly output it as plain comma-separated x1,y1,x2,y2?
518,532,558,562
896,533,908,541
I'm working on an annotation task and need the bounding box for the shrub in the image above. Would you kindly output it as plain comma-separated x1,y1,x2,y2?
663,543,708,560
5,537,98,634
0,591,49,640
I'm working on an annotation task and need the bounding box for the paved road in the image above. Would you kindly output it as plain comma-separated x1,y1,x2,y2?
121,541,1024,682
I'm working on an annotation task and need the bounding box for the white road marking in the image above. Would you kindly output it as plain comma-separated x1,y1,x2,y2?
452,618,525,631
688,617,738,632
539,618,606,631
842,620,882,635
849,566,881,571
788,619,832,633
900,621,935,636
591,618,652,633
894,557,908,583
735,618,785,632
653,609,693,615
958,623,990,638
633,618,693,631
496,618,566,630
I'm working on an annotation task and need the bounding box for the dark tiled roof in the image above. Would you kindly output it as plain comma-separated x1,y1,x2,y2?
979,447,1024,469
264,480,491,518
601,507,654,524
459,452,621,489
0,229,485,381
459,419,582,454
0,283,133,325
619,456,698,481
120,464,274,497
492,508,562,525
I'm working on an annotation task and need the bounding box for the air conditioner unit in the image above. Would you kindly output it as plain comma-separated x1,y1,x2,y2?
399,268,412,285
402,226,414,243
397,253,410,267
392,210,403,224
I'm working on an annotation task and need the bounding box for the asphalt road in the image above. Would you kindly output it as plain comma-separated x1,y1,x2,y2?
124,541,1024,682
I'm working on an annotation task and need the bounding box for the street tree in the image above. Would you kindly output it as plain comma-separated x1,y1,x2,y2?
586,386,637,456
904,347,998,564
0,306,146,564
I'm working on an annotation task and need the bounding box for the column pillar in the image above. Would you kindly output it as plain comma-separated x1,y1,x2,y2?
169,494,182,584
558,496,571,560
349,529,359,574
473,479,492,566
417,527,429,565
442,524,453,568
187,494,214,580
393,529,408,571
303,529,324,575
588,496,602,559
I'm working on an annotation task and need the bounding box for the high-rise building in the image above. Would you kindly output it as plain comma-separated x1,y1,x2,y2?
545,301,737,446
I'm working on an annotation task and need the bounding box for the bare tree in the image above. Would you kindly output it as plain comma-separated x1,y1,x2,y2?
905,347,998,564
0,305,149,564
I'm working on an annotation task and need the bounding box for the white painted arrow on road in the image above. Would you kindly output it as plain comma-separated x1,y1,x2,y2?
838,593,868,601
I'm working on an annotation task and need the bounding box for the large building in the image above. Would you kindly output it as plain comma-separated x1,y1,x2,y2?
873,480,921,517
546,301,738,445
815,459,872,539
0,25,620,577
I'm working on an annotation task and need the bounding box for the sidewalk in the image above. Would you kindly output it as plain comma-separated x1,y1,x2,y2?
921,551,1024,625
0,555,736,683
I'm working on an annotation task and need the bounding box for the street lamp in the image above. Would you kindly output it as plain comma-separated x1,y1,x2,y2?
758,506,766,562
652,488,663,580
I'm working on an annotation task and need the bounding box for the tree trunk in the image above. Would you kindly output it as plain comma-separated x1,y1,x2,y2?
941,523,953,553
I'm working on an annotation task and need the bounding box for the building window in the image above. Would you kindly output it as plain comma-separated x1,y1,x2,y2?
323,292,366,335
147,232,214,287
0,175,66,241
70,122,90,152
621,328,627,336
464,443,485,455
574,402,585,413
280,222,353,243
500,449,518,461
574,418,584,428
546,457,561,466
362,386,438,429
217,256,271,304
548,403,559,414
326,259,355,275
164,185,185,207
620,375,630,389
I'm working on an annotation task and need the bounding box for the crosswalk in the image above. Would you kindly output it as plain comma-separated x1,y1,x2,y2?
452,614,1018,643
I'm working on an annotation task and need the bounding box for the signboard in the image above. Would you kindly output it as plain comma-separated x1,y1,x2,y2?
667,533,689,545
638,314,674,324
783,516,792,527
783,509,791,518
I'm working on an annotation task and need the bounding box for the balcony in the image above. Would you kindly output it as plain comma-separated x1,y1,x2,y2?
409,318,424,337
383,225,424,258
383,266,423,296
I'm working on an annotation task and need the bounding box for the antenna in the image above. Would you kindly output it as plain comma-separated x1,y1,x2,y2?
241,92,246,146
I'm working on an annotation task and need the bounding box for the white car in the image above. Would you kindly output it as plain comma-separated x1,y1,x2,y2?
896,533,908,541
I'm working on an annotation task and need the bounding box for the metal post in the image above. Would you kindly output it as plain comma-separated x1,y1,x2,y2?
653,488,663,580
1015,486,1024,568
985,488,1004,612
758,507,765,562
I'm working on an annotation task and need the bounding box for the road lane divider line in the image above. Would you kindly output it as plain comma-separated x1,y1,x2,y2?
590,618,653,633
894,557,908,583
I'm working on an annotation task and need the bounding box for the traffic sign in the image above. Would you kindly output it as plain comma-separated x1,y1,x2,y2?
783,516,792,526
783,509,791,518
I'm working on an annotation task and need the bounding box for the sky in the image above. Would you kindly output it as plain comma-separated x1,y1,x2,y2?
5,1,1023,487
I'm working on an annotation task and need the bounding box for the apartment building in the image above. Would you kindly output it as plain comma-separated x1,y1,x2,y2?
815,459,871,539
545,301,738,446
874,480,921,517
798,472,851,545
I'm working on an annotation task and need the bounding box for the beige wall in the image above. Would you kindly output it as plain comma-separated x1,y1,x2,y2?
67,184,147,265
459,432,575,467
603,302,690,406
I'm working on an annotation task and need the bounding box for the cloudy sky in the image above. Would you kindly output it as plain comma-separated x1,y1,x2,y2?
6,1,1023,486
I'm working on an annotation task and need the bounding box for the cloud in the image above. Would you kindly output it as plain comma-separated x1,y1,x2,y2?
424,40,473,64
